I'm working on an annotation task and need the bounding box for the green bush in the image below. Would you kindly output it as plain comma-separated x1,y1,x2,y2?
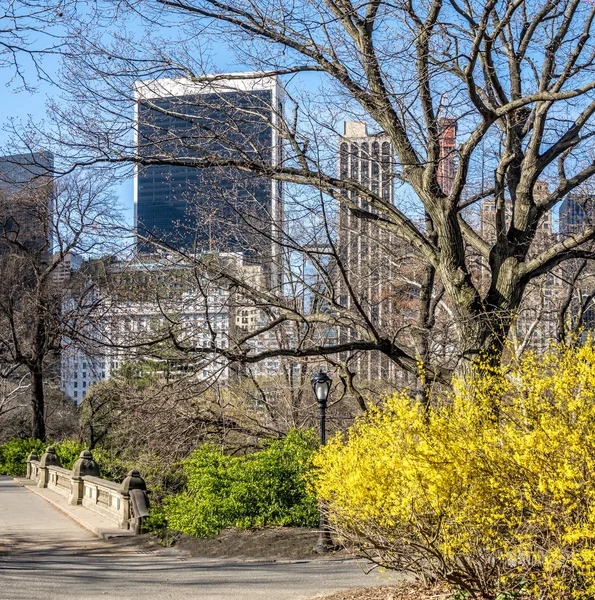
0,438,46,476
163,429,320,537
90,447,129,482
54,440,88,470
0,438,90,476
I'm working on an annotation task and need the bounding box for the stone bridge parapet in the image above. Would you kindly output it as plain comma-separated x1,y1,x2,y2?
26,448,149,533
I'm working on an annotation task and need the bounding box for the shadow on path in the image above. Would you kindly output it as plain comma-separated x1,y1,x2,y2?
0,476,393,600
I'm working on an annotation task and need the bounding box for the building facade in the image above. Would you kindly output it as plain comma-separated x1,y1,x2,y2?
60,253,275,404
51,252,82,284
560,193,595,236
437,117,457,195
134,75,283,287
558,192,595,333
337,121,398,381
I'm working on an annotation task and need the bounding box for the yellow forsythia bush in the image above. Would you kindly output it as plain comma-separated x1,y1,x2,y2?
313,344,595,600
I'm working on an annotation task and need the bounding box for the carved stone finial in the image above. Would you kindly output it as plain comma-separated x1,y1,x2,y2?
72,450,99,478
121,469,147,494
26,452,39,462
39,446,61,468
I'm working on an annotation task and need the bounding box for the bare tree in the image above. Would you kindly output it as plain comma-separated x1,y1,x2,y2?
1,0,67,88
30,0,595,388
554,257,595,344
0,170,121,440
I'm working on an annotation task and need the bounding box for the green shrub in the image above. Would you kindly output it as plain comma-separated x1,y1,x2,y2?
0,438,89,476
82,446,128,481
54,440,88,469
164,429,319,537
0,438,46,476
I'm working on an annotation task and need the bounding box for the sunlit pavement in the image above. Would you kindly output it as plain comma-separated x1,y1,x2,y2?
0,477,395,600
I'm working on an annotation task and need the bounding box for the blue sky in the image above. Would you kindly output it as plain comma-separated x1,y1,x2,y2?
0,50,138,225
0,21,257,228
1,55,59,145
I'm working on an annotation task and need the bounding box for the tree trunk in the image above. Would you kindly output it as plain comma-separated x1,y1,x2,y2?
414,213,439,409
439,265,523,381
30,365,46,442
454,315,508,380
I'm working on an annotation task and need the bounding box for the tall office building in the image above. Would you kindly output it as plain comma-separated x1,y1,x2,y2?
0,151,54,253
559,193,595,333
337,121,398,381
134,75,283,286
337,121,394,311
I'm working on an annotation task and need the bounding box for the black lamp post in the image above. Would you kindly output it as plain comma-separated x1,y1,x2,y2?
312,369,334,553
312,370,332,444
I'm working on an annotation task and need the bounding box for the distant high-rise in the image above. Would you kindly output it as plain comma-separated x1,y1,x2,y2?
134,75,283,285
437,117,457,195
337,121,394,310
0,151,54,253
560,193,595,235
337,121,397,381
559,193,595,334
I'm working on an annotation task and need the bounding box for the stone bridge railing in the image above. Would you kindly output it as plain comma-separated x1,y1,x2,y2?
26,447,150,533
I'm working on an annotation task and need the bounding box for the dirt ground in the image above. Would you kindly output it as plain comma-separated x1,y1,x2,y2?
315,582,452,600
169,527,353,561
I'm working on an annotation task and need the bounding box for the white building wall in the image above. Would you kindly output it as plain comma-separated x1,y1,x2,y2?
61,256,236,404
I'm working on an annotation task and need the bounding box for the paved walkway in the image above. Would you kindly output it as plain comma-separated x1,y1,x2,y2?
0,477,396,600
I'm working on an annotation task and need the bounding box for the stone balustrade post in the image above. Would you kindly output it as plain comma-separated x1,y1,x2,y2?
26,452,39,480
37,446,61,488
120,470,147,530
69,450,99,506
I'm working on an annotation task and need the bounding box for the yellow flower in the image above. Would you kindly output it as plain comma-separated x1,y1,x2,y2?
312,342,595,600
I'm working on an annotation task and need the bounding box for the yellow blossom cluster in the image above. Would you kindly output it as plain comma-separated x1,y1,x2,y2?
312,344,595,600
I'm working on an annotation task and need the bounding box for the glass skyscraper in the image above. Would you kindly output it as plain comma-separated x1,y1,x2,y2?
559,193,595,235
134,76,283,284
0,151,54,253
